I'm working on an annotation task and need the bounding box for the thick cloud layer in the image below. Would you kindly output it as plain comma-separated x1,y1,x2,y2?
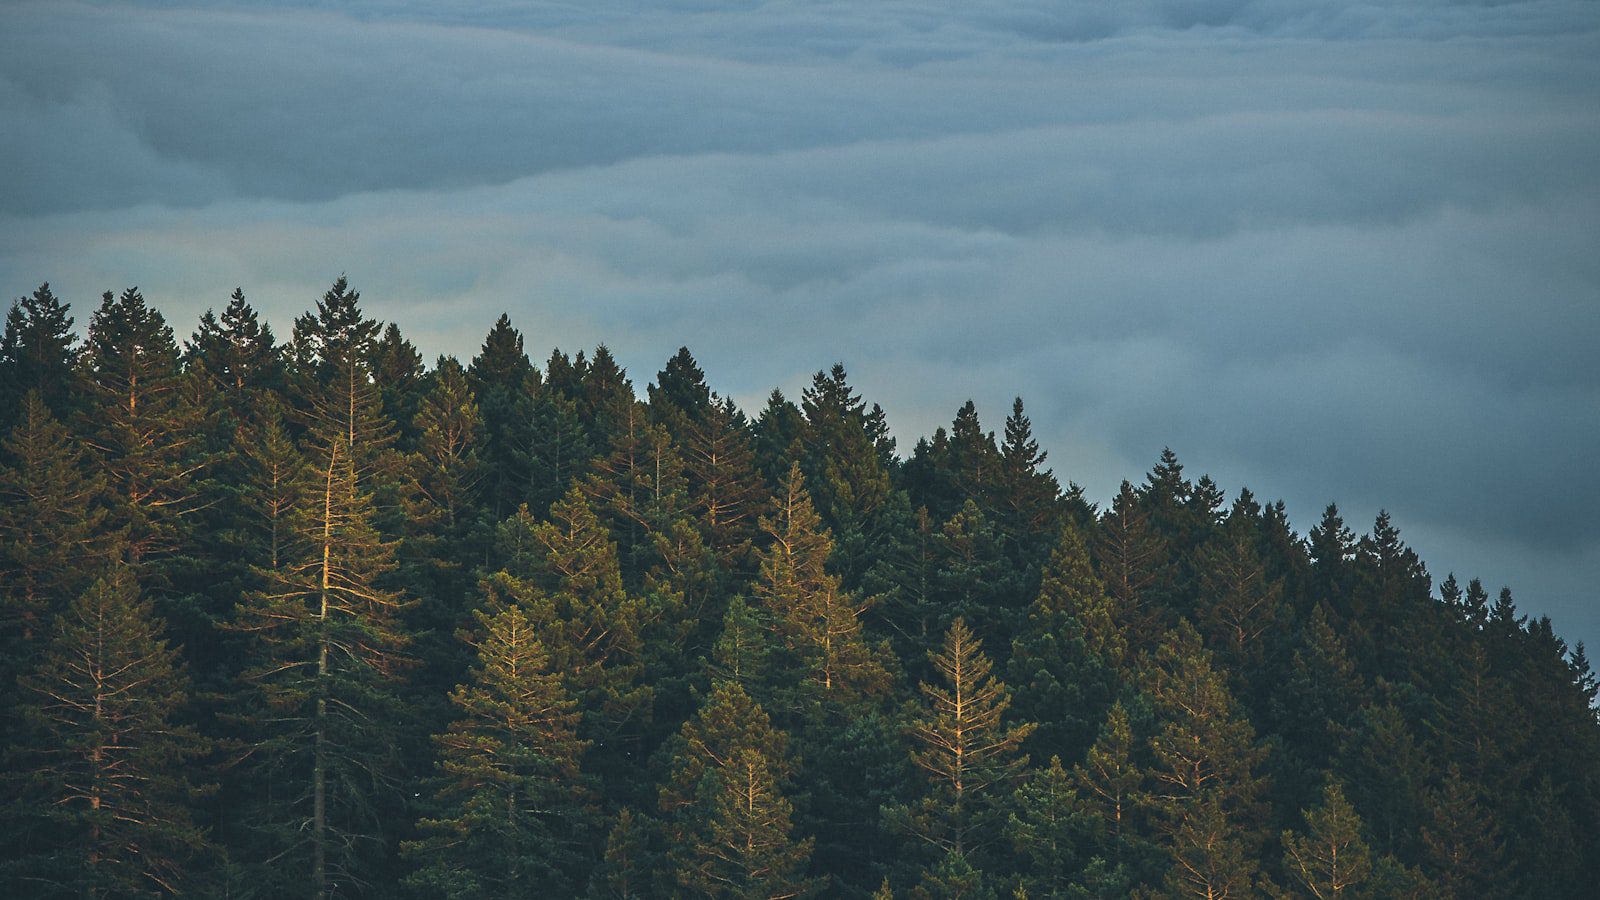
2,0,1597,648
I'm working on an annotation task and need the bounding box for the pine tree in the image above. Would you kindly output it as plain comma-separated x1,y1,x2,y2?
489,489,651,792
991,397,1062,575
886,618,1036,863
1073,702,1146,872
1009,523,1125,764
753,463,890,718
799,365,895,584
468,314,537,521
1419,764,1504,899
934,499,1026,655
587,808,661,899
403,602,597,898
4,566,211,897
80,287,208,572
1337,702,1430,861
1279,781,1372,900
1141,623,1268,899
184,288,281,400
514,360,593,517
406,355,487,686
647,346,713,432
231,277,413,897
680,395,767,579
1093,481,1172,652
864,504,944,678
659,682,814,899
0,392,106,689
753,388,805,486
1007,757,1090,897
371,322,426,447
0,283,78,427
1194,513,1285,678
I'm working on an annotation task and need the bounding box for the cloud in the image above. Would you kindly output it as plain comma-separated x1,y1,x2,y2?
1,0,1597,648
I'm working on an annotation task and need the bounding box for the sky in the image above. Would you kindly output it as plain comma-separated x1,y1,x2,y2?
1,0,1598,651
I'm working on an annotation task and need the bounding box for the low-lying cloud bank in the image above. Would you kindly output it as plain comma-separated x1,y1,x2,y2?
2,0,1597,648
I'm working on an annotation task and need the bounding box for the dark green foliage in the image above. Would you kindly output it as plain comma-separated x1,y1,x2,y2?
81,287,209,571
753,464,891,719
403,602,597,898
1009,523,1124,764
0,392,105,686
0,290,1593,898
1279,781,1373,899
885,618,1036,868
659,681,815,899
0,283,78,427
4,566,212,897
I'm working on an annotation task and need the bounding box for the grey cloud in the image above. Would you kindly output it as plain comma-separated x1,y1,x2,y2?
2,0,1596,648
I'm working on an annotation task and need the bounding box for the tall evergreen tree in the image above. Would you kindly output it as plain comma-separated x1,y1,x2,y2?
4,566,211,897
1009,522,1125,765
659,682,814,899
1279,781,1372,900
1141,622,1268,900
231,277,414,898
1093,481,1172,652
752,463,890,719
0,283,78,427
403,602,597,898
80,287,208,572
885,618,1036,869
468,314,536,521
0,392,106,689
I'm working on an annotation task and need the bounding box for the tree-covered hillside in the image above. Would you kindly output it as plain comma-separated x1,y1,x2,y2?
2,280,1596,898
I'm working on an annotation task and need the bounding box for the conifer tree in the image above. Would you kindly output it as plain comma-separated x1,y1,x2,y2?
886,618,1036,865
799,365,895,583
1419,764,1504,899
467,314,536,520
0,392,106,688
1279,781,1372,900
934,499,1025,654
991,397,1062,573
587,808,661,899
0,283,78,427
403,602,597,898
659,682,814,899
865,505,944,677
80,287,209,572
753,463,890,717
1009,522,1125,764
1194,513,1285,679
1336,702,1430,862
4,566,211,897
753,388,805,485
647,346,713,432
370,321,426,445
1094,481,1172,652
1073,702,1148,878
232,277,414,897
1141,623,1268,899
1007,757,1090,897
406,355,487,682
489,489,651,791
514,360,593,517
680,395,767,578
185,288,282,400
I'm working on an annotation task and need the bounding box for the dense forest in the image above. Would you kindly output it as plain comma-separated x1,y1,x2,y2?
0,279,1596,899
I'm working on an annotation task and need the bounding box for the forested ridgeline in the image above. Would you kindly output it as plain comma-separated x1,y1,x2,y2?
0,279,1596,899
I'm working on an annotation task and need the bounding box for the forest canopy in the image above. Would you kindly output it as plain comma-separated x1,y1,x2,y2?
1,279,1596,898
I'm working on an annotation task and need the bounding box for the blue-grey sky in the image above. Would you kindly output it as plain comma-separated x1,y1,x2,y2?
2,0,1598,651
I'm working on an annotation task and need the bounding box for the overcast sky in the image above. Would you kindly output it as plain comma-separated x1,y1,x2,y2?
2,0,1597,652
